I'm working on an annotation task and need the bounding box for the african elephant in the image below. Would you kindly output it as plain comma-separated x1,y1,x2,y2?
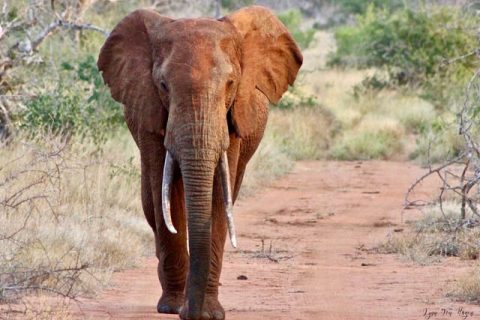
97,5,302,320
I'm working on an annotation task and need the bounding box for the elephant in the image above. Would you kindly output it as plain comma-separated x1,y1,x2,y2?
97,5,302,320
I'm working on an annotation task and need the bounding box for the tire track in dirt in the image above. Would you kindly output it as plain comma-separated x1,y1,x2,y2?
75,161,480,320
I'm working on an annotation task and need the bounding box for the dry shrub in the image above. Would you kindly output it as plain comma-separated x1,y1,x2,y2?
378,201,480,265
451,267,480,303
269,105,339,160
1,296,73,320
330,114,404,160
0,133,151,309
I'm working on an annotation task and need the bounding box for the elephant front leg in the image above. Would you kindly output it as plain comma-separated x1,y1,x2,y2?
203,229,227,320
141,148,188,313
155,178,189,314
204,176,229,320
143,173,188,314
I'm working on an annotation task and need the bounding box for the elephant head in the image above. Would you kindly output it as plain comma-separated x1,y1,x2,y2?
98,6,302,319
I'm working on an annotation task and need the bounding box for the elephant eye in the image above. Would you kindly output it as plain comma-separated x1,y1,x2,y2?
226,79,234,90
160,80,169,93
225,80,236,109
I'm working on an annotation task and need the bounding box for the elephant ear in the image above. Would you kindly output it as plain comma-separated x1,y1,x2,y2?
223,6,303,138
97,9,172,137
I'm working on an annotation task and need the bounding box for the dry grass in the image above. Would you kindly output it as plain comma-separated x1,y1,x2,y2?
378,234,439,265
240,125,295,196
330,114,405,160
451,267,480,303
411,111,464,164
0,133,151,307
295,31,454,162
269,105,339,160
377,202,480,265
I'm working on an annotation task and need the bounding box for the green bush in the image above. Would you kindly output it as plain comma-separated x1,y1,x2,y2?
330,130,403,160
328,5,479,106
335,0,404,15
278,9,316,49
17,55,123,144
221,0,254,10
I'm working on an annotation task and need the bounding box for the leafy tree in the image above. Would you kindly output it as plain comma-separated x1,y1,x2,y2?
328,5,479,106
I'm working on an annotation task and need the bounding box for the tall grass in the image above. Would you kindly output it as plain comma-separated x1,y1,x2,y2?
0,133,151,304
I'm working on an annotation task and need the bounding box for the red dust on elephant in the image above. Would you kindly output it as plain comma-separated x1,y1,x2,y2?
97,6,302,320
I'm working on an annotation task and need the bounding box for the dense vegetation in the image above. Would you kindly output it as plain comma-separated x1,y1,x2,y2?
329,4,479,106
18,56,124,144
320,2,479,163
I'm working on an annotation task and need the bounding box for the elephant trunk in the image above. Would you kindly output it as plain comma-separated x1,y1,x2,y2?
162,147,237,247
161,97,237,317
181,150,217,318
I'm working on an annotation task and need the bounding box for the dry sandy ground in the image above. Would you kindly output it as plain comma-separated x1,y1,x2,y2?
74,161,480,320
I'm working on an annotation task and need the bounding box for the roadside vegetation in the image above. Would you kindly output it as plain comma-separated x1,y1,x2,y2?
378,203,480,265
308,0,480,305
2,0,480,314
1,133,150,299
377,200,480,302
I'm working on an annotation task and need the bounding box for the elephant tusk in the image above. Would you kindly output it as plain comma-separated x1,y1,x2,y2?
220,151,237,248
162,151,177,234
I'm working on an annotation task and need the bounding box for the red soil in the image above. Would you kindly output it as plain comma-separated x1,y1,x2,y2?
74,161,480,320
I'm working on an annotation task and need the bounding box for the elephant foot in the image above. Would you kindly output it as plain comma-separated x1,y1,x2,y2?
179,295,225,320
157,291,184,314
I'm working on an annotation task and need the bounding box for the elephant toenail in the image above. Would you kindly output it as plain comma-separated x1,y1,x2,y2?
213,311,224,320
157,304,173,314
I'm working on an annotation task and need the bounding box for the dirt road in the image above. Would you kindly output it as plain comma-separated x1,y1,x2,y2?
75,161,479,320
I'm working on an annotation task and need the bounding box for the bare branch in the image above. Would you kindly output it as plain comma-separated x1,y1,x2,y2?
406,69,480,228
30,19,109,52
404,154,464,208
